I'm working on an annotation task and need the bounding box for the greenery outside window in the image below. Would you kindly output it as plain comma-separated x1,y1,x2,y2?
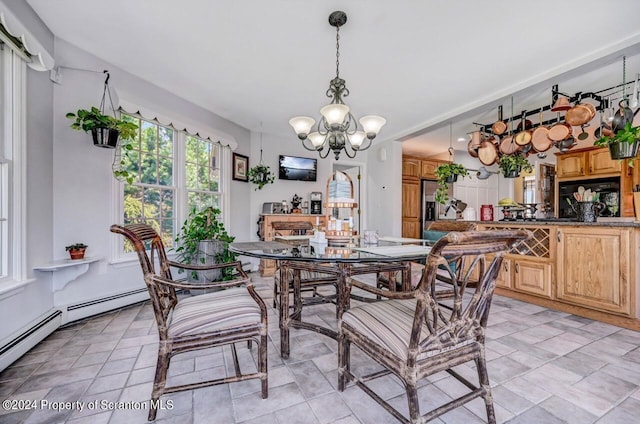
119,113,226,255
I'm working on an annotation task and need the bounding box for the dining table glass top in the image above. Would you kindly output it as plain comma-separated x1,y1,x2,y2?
229,239,432,263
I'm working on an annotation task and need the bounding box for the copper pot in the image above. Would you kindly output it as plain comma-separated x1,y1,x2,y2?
491,106,507,135
548,122,572,141
531,111,552,152
478,139,498,165
565,103,594,126
499,135,521,155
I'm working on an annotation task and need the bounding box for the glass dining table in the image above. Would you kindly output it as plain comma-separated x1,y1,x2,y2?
229,239,432,359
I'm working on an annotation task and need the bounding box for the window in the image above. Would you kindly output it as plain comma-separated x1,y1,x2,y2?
0,45,27,283
118,113,225,255
523,176,536,204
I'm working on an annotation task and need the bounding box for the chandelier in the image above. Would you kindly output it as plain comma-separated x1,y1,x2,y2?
289,11,386,160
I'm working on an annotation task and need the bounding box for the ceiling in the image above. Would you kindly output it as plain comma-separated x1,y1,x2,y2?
27,0,640,156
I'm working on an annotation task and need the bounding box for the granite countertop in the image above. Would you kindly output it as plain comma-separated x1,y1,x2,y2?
474,219,640,227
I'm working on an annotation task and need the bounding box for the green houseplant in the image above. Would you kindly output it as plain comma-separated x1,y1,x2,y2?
498,154,533,178
594,122,640,161
66,106,138,147
247,164,275,190
65,243,88,260
174,207,237,283
435,163,468,204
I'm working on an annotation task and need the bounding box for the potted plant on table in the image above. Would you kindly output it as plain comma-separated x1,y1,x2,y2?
594,122,640,162
174,207,238,292
65,243,88,260
498,154,533,178
435,163,468,204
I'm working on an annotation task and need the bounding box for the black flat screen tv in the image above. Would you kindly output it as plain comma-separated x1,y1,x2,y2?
278,155,317,181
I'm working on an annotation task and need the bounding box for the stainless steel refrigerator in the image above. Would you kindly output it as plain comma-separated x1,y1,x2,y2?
421,179,454,235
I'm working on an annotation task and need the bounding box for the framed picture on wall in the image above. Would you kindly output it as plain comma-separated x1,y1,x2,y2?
232,153,249,182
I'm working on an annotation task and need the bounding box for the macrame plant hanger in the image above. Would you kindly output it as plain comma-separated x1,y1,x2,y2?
95,70,119,149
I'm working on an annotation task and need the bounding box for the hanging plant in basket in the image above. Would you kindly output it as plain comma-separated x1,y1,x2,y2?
247,124,275,190
594,122,640,163
434,163,468,204
497,154,533,178
66,71,138,184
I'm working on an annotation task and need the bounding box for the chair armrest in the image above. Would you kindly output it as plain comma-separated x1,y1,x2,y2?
348,277,417,300
166,259,248,278
246,284,268,322
147,272,250,291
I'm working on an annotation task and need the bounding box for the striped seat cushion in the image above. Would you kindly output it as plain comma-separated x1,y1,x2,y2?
341,299,474,360
168,287,261,337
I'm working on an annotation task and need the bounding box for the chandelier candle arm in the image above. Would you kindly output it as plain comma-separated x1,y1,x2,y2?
288,10,386,159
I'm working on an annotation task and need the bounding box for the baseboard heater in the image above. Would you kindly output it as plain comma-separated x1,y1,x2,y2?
67,288,148,311
0,310,62,372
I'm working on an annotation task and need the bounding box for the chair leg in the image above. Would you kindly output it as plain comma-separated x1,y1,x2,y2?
259,333,268,399
149,346,171,421
337,333,350,391
476,352,496,424
405,382,421,424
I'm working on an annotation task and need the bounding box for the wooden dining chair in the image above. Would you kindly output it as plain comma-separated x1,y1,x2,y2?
338,229,531,424
110,224,268,421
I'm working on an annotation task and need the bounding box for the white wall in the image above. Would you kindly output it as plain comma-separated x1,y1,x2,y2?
49,39,251,318
366,140,403,236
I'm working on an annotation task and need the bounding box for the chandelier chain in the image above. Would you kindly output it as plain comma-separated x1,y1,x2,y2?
335,26,340,79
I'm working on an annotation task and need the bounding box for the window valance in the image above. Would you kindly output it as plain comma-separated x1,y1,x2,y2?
0,10,54,71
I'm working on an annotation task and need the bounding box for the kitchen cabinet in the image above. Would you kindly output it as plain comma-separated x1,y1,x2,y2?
556,147,621,180
402,157,421,179
495,257,512,289
421,160,439,180
402,180,420,238
513,259,552,298
556,226,631,316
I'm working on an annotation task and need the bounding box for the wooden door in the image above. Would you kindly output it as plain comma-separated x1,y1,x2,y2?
556,227,631,315
513,259,552,298
588,148,621,175
556,152,585,179
495,257,512,288
402,220,420,239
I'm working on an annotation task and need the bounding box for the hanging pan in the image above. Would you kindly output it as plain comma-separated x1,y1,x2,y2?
477,138,498,165
514,111,532,146
531,110,553,152
548,113,572,142
491,106,508,135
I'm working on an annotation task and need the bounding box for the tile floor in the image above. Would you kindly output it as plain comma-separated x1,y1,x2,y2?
1,273,640,423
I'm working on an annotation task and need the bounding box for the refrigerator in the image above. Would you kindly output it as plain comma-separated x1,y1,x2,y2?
421,179,454,235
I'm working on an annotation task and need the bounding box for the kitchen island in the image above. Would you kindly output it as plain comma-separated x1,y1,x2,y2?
472,220,640,330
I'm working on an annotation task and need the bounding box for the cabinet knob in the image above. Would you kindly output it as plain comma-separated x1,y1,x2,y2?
557,230,561,242
580,168,583,174
589,167,593,173
504,262,509,272
515,263,519,274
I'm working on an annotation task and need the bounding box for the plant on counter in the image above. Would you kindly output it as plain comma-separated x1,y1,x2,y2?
174,207,237,281
65,243,88,260
594,122,640,163
497,154,533,178
247,164,275,190
434,163,468,204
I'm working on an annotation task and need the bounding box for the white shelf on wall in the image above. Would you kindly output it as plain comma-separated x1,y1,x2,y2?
34,257,102,292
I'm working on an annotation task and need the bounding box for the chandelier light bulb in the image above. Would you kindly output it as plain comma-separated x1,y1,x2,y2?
289,116,316,138
349,131,366,148
359,115,386,137
320,104,350,126
308,132,325,148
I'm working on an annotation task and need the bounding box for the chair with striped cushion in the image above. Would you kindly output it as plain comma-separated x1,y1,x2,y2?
111,224,268,421
338,229,530,424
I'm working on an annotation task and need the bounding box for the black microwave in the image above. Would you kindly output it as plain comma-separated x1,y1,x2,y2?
558,177,619,218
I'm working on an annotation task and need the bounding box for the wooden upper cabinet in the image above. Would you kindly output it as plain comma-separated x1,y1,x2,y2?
421,160,439,180
402,157,421,179
402,181,420,219
556,147,622,180
588,148,621,175
556,152,586,179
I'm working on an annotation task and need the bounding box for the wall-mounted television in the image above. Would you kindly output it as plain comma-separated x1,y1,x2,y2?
278,155,317,181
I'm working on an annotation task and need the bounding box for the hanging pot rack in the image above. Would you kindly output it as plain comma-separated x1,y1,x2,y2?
474,77,638,137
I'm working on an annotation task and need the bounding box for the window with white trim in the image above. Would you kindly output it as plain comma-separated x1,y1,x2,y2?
117,113,226,255
0,44,27,283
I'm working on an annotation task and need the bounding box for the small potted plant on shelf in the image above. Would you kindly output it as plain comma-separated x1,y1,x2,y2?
594,122,640,161
247,164,275,190
435,163,468,204
497,154,533,178
65,243,88,260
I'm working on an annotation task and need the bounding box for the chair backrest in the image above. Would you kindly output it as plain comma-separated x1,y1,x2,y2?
412,229,530,357
426,221,477,232
272,221,313,236
110,224,177,336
